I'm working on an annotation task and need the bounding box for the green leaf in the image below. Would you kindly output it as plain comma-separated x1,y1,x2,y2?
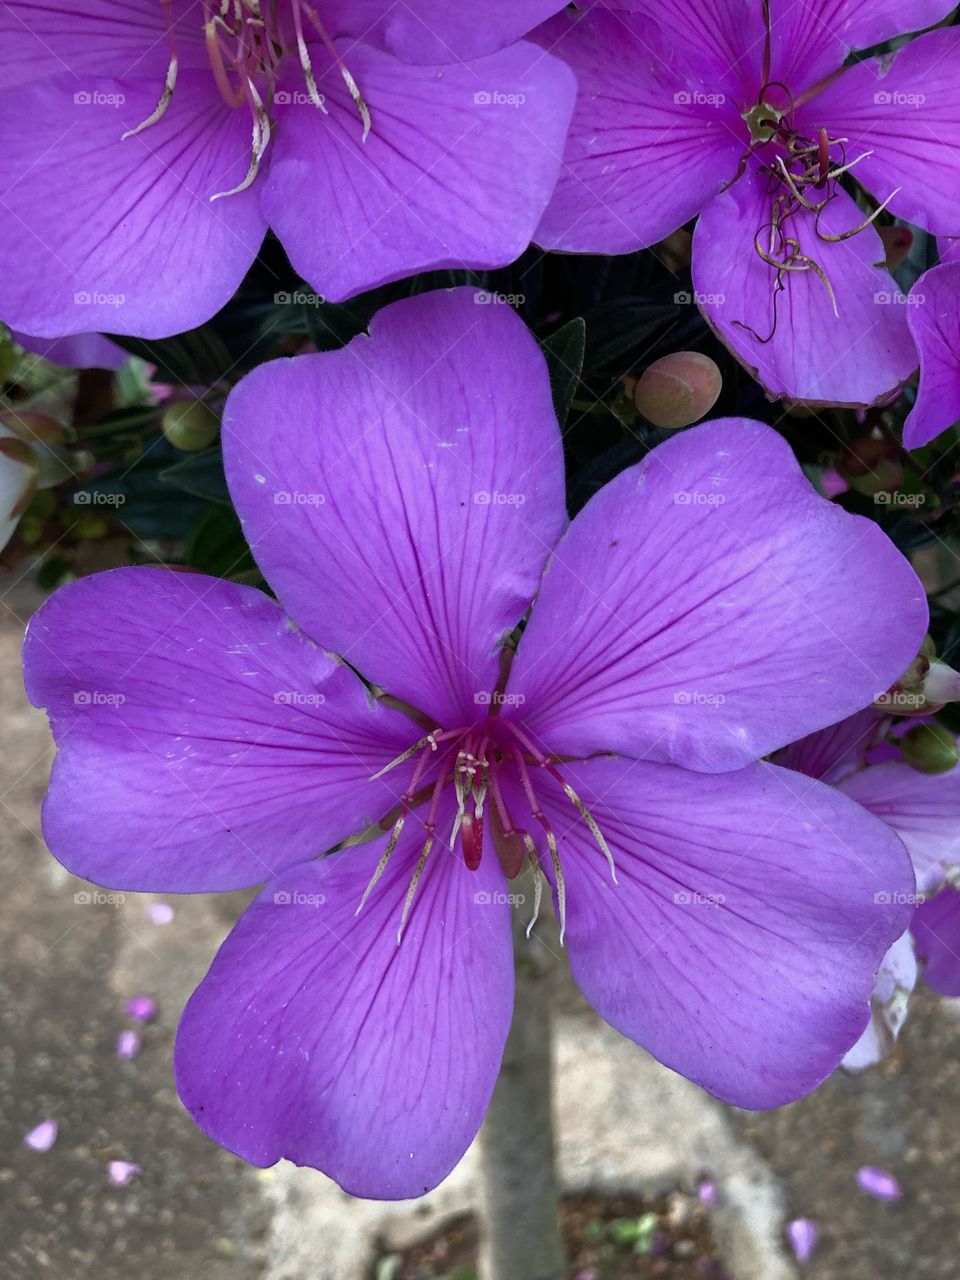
108,324,234,386
540,317,586,427
187,507,256,580
583,298,679,369
159,447,230,505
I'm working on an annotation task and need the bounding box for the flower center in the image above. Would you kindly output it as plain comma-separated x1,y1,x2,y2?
124,0,370,200
360,714,618,944
729,90,900,346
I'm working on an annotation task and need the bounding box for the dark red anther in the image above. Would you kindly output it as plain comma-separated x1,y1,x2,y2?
491,806,526,879
460,811,484,871
816,128,830,189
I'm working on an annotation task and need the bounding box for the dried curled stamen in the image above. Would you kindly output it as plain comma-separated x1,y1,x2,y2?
122,0,179,139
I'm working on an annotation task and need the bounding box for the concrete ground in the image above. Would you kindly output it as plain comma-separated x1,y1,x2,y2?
2,573,958,1279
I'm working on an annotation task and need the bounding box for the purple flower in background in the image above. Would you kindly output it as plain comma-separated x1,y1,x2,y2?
8,329,127,372
912,886,960,996
0,0,574,338
904,262,960,449
25,288,927,1197
534,1,960,406
776,710,960,1068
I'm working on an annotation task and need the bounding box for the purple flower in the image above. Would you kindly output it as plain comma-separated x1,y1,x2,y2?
9,330,127,371
776,710,960,1067
904,262,960,449
912,886,960,997
533,1,960,406
0,0,574,339
24,288,927,1198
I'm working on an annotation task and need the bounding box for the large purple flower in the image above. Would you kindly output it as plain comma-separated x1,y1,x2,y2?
776,711,960,1067
534,0,960,406
25,288,927,1197
0,0,574,338
904,261,960,449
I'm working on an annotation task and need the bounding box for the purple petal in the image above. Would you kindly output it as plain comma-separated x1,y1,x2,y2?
0,0,206,89
903,264,960,450
838,760,960,894
317,0,569,61
841,932,917,1071
693,165,915,406
939,238,960,266
224,288,566,729
508,419,927,772
803,30,960,237
107,1160,141,1185
116,1030,141,1060
24,1120,58,1151
11,330,127,371
912,887,960,996
856,1166,902,1200
532,8,747,254
262,40,575,303
786,1217,819,1263
126,994,156,1022
25,567,421,892
175,808,513,1198
769,0,957,94
0,73,265,338
773,709,886,785
525,756,914,1108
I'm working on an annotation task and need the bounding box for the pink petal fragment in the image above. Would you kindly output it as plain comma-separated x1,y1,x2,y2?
786,1217,819,1262
116,1030,141,1060
125,994,156,1022
24,1120,58,1151
108,1160,141,1185
856,1166,902,1200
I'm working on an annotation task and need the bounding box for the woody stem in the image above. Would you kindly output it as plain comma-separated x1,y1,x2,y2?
477,896,566,1280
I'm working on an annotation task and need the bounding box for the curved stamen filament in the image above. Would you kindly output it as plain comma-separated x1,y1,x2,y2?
122,0,179,139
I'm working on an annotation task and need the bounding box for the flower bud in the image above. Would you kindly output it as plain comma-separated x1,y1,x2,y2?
876,639,960,715
634,352,722,429
161,401,220,452
899,722,959,774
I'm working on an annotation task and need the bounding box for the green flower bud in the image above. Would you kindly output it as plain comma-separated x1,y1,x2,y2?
161,401,220,452
899,723,959,775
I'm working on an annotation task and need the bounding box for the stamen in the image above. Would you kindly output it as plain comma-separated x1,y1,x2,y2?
561,782,618,886
211,77,271,201
397,835,432,943
524,839,544,939
815,187,902,243
301,0,372,141
355,812,405,915
292,0,328,113
369,729,450,781
122,0,179,139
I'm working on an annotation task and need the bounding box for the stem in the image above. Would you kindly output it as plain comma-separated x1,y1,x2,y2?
477,899,566,1280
